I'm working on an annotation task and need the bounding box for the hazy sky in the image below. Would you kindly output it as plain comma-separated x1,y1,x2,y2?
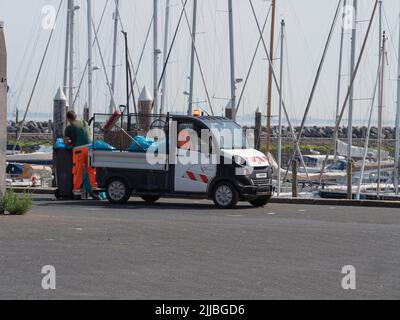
1,0,400,126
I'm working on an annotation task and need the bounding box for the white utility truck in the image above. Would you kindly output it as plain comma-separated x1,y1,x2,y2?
90,113,273,209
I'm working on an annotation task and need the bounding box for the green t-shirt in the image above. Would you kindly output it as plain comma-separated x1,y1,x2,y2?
65,120,92,147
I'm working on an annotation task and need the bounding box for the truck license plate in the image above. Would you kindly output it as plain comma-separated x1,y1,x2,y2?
256,173,267,178
257,188,270,195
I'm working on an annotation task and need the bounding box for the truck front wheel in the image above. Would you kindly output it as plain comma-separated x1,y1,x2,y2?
213,182,239,209
106,178,131,204
249,196,271,208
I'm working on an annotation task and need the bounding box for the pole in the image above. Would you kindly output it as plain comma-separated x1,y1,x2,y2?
248,0,311,184
377,31,386,198
92,18,117,110
356,1,382,200
87,0,93,119
255,107,262,150
292,160,298,198
127,52,138,115
69,0,76,111
63,0,71,100
188,0,198,116
122,31,131,129
347,160,353,198
379,1,382,52
318,0,379,183
334,0,347,160
153,0,159,114
356,59,381,200
83,53,90,202
277,19,285,197
110,0,119,113
395,14,400,195
160,0,171,114
228,0,236,121
376,1,384,198
282,0,343,182
266,0,276,152
0,21,7,213
347,0,357,199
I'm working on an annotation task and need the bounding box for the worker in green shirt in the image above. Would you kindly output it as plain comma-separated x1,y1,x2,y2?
64,111,98,198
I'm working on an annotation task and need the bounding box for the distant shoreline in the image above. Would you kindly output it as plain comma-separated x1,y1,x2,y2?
6,112,398,127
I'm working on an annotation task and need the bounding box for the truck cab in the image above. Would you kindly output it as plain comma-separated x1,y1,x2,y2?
91,114,273,209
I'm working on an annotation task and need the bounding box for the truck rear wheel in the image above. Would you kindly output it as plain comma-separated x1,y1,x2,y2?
141,196,160,203
213,182,238,209
249,196,271,208
106,178,131,204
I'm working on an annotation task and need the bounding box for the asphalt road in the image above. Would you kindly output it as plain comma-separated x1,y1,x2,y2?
1,196,400,300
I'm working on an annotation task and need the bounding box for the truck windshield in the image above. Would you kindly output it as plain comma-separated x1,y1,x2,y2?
202,120,252,150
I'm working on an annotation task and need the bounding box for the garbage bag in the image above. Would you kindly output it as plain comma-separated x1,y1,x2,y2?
90,140,115,151
129,136,156,152
55,139,114,151
54,138,67,150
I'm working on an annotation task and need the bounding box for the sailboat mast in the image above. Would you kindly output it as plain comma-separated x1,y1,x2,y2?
63,0,71,100
122,31,130,123
160,0,171,114
395,14,400,195
0,21,7,211
153,0,159,114
356,0,382,199
188,0,198,116
69,0,76,111
266,0,276,153
110,0,119,113
228,0,236,121
377,31,386,198
347,0,357,200
334,0,347,160
277,19,285,197
87,0,93,119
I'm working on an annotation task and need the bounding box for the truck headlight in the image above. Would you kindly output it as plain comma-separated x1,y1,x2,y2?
233,155,247,167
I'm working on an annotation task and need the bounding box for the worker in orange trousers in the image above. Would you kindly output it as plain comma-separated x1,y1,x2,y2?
64,111,99,199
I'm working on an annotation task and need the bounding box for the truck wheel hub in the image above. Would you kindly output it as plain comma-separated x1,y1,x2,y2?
108,181,126,200
215,185,233,206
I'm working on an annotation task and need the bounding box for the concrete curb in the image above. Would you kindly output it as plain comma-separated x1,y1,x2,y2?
7,187,56,195
7,187,400,208
270,197,400,208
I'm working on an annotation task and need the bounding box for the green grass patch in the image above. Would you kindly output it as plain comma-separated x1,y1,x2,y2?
1,190,32,216
8,139,50,148
261,144,331,155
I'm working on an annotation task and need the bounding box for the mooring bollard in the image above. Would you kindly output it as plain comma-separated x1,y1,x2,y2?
53,88,67,143
254,107,262,150
83,105,90,123
347,160,353,200
225,102,232,120
292,160,298,198
138,86,153,132
53,88,67,189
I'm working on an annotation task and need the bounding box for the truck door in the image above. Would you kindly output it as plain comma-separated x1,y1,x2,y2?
174,121,217,193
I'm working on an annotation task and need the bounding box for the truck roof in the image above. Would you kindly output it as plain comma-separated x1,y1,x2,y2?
171,115,232,122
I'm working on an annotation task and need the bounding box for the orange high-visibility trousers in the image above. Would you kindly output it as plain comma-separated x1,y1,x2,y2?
72,146,97,193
